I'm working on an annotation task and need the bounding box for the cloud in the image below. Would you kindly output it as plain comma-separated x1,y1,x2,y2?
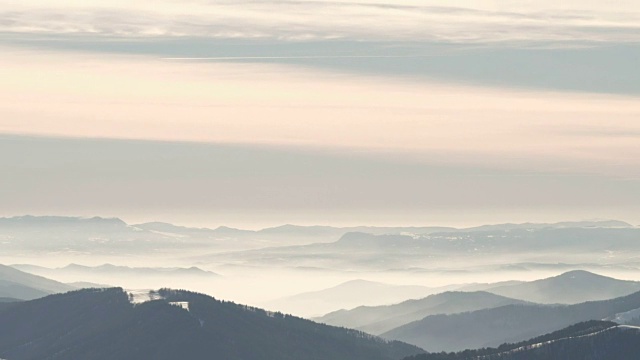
560,128,640,139
1,0,640,43
1,47,639,179
2,133,639,228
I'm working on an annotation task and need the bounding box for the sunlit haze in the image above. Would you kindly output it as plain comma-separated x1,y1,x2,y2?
1,2,640,358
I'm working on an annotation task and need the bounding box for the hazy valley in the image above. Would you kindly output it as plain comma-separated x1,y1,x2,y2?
2,216,640,359
3,0,639,356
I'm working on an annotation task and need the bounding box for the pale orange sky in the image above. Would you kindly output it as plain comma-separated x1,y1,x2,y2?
1,0,640,227
2,47,639,178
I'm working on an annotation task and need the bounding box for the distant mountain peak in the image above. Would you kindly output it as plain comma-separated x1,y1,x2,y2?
340,279,384,286
62,263,91,270
484,270,640,305
549,270,626,283
461,219,633,232
556,269,600,278
54,263,219,277
213,225,248,232
0,215,127,227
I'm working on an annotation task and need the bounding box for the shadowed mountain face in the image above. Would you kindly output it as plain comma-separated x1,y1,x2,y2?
0,298,20,303
0,264,74,300
486,270,640,304
0,288,424,360
382,289,640,352
404,321,640,360
263,280,434,317
315,270,637,335
316,291,528,335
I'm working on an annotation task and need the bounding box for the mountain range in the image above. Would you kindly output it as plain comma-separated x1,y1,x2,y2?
485,270,640,304
0,215,456,256
4,285,640,360
0,264,74,300
404,320,640,360
3,216,634,265
315,270,640,336
0,288,424,360
317,291,528,335
382,288,640,352
193,224,640,272
262,279,436,317
12,263,219,279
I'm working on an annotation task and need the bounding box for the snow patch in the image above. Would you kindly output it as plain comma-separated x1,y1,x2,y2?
475,325,621,359
170,301,190,312
127,289,163,304
606,308,640,324
618,325,640,331
127,289,191,313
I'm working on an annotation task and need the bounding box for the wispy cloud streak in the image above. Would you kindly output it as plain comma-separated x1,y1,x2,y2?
162,55,441,60
2,0,640,43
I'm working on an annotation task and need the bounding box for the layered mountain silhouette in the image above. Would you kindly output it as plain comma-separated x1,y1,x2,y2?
404,320,640,360
0,215,127,229
4,216,635,265
0,215,456,256
332,227,640,255
0,288,424,360
458,220,632,232
314,270,637,334
316,291,527,335
135,221,456,239
13,263,219,279
382,289,640,352
486,270,640,304
0,264,74,300
193,225,640,272
263,279,434,317
0,297,19,303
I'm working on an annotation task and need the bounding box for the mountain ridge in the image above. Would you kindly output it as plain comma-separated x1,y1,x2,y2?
0,288,424,360
0,264,75,300
316,291,529,335
486,270,640,304
263,279,434,317
2,215,631,235
403,320,640,360
382,288,640,352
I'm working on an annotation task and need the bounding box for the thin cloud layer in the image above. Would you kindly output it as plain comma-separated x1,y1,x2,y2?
2,133,639,229
1,0,639,226
2,0,640,43
1,48,639,179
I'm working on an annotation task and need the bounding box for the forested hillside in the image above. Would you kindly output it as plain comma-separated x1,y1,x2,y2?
404,321,640,360
0,288,423,360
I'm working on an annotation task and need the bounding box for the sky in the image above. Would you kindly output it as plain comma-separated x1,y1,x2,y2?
1,0,639,228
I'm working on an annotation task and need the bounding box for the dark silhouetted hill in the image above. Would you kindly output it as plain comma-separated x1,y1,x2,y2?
0,288,424,360
403,321,640,360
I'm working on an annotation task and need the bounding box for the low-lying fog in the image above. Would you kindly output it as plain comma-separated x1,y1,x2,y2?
2,216,640,317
